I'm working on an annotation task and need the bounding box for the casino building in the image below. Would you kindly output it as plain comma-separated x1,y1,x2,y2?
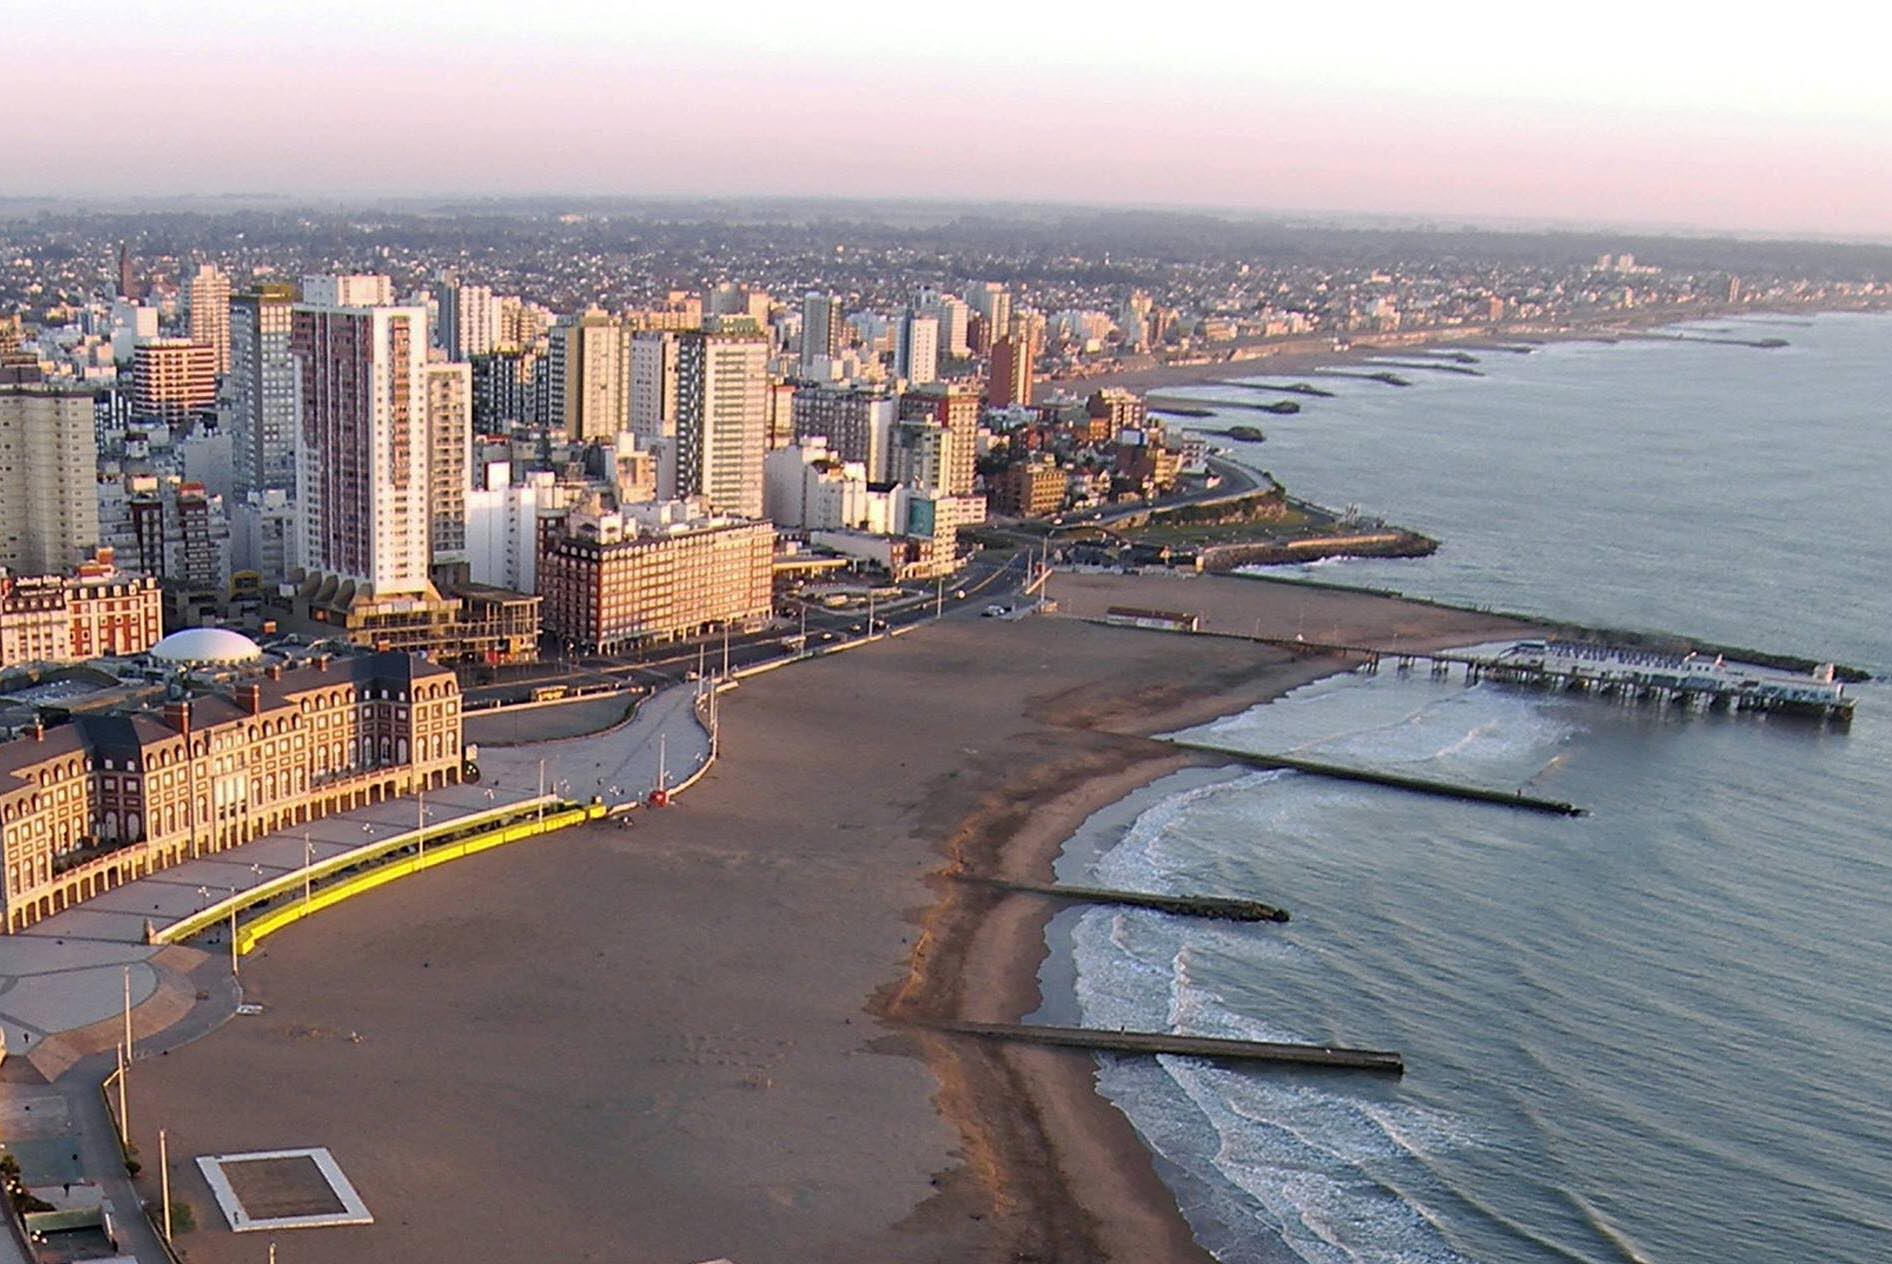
0,645,462,932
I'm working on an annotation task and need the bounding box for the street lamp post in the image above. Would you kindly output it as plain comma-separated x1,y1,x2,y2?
159,1128,172,1240
114,1042,128,1145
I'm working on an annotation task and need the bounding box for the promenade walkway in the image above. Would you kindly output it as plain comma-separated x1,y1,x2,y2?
0,681,711,1262
477,680,713,804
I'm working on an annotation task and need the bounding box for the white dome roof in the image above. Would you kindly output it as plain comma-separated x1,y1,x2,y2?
149,628,264,666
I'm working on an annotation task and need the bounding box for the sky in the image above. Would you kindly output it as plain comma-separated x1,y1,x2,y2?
10,1,1892,239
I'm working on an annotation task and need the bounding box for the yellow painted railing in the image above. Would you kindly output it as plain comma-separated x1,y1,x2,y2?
232,804,599,955
151,797,592,948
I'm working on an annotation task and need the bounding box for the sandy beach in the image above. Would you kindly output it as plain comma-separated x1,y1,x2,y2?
130,575,1534,1263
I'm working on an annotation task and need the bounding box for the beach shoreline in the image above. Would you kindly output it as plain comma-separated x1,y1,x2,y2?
882,574,1542,1261
127,576,1539,1264
1035,301,1868,398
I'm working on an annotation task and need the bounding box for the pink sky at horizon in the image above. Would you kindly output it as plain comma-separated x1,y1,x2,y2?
12,4,1891,240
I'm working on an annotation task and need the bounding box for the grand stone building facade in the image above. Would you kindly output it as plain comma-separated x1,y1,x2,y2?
0,652,462,932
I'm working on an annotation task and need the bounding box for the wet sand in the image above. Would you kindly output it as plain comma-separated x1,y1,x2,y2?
132,576,1534,1263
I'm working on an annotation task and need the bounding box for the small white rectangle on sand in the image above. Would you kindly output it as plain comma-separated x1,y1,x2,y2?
196,1146,373,1232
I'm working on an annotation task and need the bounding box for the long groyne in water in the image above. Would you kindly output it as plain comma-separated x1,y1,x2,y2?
934,1020,1405,1074
955,874,1289,923
1172,740,1586,816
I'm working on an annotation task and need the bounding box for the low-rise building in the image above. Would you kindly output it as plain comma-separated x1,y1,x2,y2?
808,529,949,581
537,499,774,652
0,549,161,668
0,650,462,933
285,574,540,666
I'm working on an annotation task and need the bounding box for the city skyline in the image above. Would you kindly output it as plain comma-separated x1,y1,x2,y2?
9,3,1890,240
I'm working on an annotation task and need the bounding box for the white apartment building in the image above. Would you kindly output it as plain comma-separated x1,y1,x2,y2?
187,263,232,375
299,274,395,307
676,324,769,520
465,462,573,594
896,312,939,385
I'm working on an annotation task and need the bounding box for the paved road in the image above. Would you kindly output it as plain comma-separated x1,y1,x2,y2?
462,551,1035,711
478,681,712,805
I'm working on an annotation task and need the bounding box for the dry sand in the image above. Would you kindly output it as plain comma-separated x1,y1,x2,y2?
132,576,1534,1263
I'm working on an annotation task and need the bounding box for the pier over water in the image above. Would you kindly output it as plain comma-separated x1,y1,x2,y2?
1251,637,1856,723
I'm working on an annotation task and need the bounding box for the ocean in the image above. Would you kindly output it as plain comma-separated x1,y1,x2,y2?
1035,313,1892,1263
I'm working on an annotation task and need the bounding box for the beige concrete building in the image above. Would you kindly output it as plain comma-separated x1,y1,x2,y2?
1087,387,1149,438
538,500,773,652
0,651,462,932
897,382,980,495
550,310,630,442
187,263,232,375
0,382,101,575
0,548,161,669
425,361,473,570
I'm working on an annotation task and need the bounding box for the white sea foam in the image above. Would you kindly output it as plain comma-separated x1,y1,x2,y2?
1093,770,1284,891
1067,669,1539,1264
1126,1055,1480,1264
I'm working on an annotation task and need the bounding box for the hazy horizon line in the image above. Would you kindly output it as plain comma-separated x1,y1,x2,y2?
4,192,1889,250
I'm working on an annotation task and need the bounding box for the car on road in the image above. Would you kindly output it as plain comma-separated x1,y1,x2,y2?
983,604,1009,617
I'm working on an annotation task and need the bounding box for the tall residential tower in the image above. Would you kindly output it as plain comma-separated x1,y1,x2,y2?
290,304,433,596
676,323,769,519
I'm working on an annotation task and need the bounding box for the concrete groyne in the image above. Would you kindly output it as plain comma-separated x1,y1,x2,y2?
959,875,1288,923
936,1020,1405,1073
1175,741,1585,816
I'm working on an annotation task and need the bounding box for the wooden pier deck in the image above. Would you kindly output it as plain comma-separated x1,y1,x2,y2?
958,875,1289,923
936,1020,1405,1073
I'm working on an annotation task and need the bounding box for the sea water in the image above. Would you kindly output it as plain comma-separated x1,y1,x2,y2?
1039,313,1892,1263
